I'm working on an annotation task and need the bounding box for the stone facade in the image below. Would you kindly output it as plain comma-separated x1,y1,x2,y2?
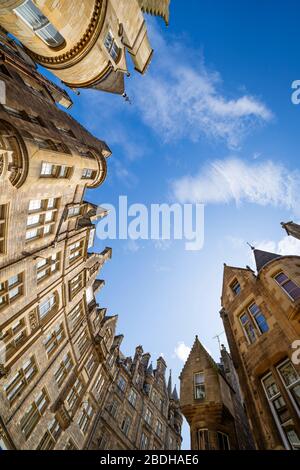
0,0,170,95
87,345,182,451
179,336,254,450
0,32,112,451
0,31,182,451
220,247,300,450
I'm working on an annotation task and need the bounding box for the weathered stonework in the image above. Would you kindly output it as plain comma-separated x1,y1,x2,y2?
221,248,300,450
179,337,254,450
87,347,182,450
0,0,171,94
0,32,183,450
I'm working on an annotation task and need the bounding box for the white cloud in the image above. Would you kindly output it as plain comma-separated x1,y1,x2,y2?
172,157,300,215
130,24,273,148
174,342,191,362
255,235,300,257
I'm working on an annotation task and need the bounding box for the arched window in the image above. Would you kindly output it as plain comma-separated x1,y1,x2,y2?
14,0,65,49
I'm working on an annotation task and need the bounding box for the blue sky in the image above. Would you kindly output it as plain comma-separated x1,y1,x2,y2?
47,0,300,448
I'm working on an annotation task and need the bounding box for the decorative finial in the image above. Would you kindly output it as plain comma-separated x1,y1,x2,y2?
122,92,132,105
247,242,255,251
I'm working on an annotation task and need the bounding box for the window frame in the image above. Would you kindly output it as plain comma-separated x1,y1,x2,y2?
26,197,59,242
40,162,72,179
194,372,205,400
0,203,9,255
239,302,269,344
20,387,50,440
231,279,241,296
4,356,38,405
276,359,300,417
274,271,300,302
0,273,24,310
13,0,65,49
261,370,300,450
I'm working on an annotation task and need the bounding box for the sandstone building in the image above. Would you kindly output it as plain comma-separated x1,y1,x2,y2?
220,245,300,450
0,0,170,95
0,32,182,450
87,345,182,451
179,336,254,450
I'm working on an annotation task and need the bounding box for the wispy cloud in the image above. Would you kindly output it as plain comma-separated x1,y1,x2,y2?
111,159,138,188
174,342,191,362
172,157,300,215
153,240,172,251
130,24,273,148
123,240,142,253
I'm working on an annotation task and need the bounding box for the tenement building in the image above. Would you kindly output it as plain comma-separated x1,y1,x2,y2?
0,32,113,450
179,336,254,450
220,246,300,450
87,345,183,450
0,32,183,451
0,0,170,95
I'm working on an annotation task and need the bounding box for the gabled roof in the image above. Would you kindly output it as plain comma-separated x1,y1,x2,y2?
253,249,281,273
180,336,219,378
221,264,253,301
180,336,235,393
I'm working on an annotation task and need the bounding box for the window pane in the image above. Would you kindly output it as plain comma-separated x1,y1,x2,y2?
36,23,65,48
249,304,269,334
291,384,300,408
263,375,279,399
195,373,204,385
275,272,289,285
8,275,19,287
27,214,40,226
29,200,41,211
45,211,54,222
283,281,300,300
14,0,48,30
278,362,299,387
41,163,53,175
9,287,19,299
47,198,55,209
286,429,300,450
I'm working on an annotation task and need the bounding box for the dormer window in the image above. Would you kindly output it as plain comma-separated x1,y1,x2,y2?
14,0,65,49
231,280,241,296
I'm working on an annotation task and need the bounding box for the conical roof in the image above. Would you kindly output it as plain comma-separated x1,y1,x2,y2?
253,249,281,272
